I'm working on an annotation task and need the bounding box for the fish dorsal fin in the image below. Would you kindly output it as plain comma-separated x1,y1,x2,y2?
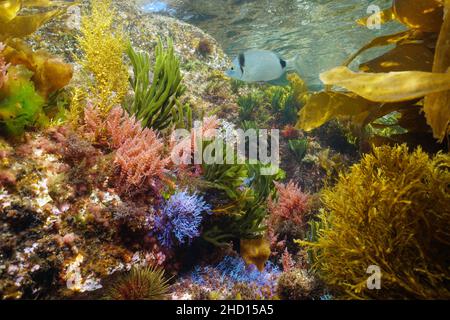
279,58,287,69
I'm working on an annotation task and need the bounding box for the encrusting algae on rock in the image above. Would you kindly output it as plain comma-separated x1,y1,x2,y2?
0,43,8,89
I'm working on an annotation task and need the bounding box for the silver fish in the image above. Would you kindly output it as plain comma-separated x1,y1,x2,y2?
226,49,301,83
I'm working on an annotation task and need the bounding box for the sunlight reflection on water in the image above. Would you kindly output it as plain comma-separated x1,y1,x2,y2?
140,0,405,87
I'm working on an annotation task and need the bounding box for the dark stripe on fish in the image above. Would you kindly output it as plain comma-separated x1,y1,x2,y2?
280,58,287,69
239,53,245,74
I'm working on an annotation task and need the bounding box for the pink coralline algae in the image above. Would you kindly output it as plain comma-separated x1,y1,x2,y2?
83,103,106,143
201,116,221,139
83,105,170,196
106,106,143,149
83,104,141,147
112,112,169,196
115,128,169,195
281,248,294,272
269,181,310,227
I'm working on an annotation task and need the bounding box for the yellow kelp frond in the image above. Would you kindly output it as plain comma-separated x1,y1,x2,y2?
0,0,73,42
296,1,449,147
22,0,68,6
0,0,21,23
342,30,421,68
299,144,450,299
320,66,450,103
359,43,434,73
295,88,422,145
76,0,128,116
424,1,450,141
2,39,73,98
356,0,443,32
321,0,450,141
240,238,271,272
345,1,444,67
393,0,444,32
296,92,377,132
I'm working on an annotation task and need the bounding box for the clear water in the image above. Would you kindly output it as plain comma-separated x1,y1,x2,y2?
140,0,405,87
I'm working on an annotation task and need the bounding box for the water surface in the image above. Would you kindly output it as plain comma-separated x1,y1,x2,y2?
140,0,405,86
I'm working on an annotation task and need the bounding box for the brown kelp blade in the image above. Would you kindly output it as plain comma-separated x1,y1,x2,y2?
2,39,73,97
0,0,21,23
359,43,434,73
295,89,420,134
0,0,74,42
296,91,378,132
22,0,67,6
305,0,449,144
320,66,450,103
350,0,443,67
424,0,450,141
342,30,419,67
0,10,63,42
393,0,444,32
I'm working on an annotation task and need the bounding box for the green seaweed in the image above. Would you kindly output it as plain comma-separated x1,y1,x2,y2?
237,93,261,123
288,138,308,162
247,162,285,204
265,75,305,126
0,65,46,136
201,140,248,200
173,100,193,130
202,152,284,246
202,188,268,246
127,39,186,131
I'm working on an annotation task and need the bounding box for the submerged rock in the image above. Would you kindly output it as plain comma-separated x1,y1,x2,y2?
33,0,238,121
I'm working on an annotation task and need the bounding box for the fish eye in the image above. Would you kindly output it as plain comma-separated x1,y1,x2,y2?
231,67,234,70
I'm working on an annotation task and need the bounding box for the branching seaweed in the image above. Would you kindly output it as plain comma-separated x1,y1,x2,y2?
298,144,450,299
76,0,128,116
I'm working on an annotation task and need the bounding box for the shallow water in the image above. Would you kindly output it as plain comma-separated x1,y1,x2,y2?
1,0,449,302
139,0,405,86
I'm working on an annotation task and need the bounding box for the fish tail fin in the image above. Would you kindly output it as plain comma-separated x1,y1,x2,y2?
287,54,304,77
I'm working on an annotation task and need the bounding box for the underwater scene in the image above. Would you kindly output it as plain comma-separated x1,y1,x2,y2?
0,0,449,301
